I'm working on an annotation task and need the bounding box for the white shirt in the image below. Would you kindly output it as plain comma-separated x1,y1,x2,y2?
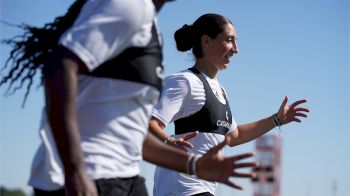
60,0,158,71
29,77,160,191
153,69,238,196
29,0,159,191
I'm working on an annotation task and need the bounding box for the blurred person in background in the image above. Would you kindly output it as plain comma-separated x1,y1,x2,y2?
0,1,258,196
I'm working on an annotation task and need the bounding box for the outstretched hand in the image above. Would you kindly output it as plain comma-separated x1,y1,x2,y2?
277,96,309,125
196,137,257,190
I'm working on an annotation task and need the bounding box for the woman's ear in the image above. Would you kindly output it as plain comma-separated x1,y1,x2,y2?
201,34,210,49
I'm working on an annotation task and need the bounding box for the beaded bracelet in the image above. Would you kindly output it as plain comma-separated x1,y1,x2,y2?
272,113,283,134
164,137,175,144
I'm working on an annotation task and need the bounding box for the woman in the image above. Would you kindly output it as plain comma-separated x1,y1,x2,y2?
0,1,257,196
150,13,309,196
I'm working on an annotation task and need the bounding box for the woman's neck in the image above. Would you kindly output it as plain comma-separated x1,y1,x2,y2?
193,60,218,79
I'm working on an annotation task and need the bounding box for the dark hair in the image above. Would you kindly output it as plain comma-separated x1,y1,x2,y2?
174,13,233,58
0,0,87,107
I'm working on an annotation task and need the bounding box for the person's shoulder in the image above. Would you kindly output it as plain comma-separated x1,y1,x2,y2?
166,69,201,83
166,69,189,77
164,70,204,94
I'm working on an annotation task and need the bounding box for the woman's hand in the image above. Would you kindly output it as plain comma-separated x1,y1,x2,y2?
65,168,98,196
166,131,198,151
277,96,309,125
196,137,257,190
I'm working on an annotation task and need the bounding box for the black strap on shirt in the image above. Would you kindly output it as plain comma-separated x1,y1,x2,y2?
86,23,163,92
174,67,232,135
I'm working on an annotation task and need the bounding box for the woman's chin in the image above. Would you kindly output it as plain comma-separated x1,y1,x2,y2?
220,63,229,70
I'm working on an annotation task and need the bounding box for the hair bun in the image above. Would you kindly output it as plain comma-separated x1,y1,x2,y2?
174,24,195,52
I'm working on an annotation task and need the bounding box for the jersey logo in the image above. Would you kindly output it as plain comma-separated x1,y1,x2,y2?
226,111,229,121
216,120,231,129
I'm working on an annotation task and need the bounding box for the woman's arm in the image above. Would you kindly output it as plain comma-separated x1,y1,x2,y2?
143,132,257,190
227,96,309,147
149,117,198,150
43,46,97,196
148,117,168,141
227,116,275,147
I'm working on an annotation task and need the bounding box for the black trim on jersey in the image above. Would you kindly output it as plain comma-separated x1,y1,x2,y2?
174,68,232,136
86,23,163,92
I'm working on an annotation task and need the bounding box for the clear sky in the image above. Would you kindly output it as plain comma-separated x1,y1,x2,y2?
0,0,349,196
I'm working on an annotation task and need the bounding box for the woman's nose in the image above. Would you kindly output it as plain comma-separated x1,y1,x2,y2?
232,45,239,54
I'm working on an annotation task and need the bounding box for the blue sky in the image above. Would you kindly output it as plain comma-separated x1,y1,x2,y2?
0,0,349,195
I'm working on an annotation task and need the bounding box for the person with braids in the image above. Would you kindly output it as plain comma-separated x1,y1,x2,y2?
1,1,259,196
150,13,310,196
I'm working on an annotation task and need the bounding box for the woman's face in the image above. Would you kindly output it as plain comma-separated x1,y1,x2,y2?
204,23,238,70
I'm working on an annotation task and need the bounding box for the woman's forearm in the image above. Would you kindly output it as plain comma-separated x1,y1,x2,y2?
143,132,258,190
228,116,275,146
149,118,169,141
143,132,188,173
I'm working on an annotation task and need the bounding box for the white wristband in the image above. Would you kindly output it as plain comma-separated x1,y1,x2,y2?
191,154,202,177
186,153,195,175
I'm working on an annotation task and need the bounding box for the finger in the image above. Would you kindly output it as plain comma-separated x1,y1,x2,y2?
176,138,184,142
290,99,307,109
168,142,187,151
177,141,194,148
279,96,288,110
229,152,255,162
234,162,258,168
295,107,309,112
292,118,302,123
295,113,307,118
207,139,227,154
224,180,243,190
182,131,198,141
231,171,255,178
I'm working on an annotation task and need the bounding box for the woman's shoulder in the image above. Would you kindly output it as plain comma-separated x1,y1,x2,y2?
165,69,203,87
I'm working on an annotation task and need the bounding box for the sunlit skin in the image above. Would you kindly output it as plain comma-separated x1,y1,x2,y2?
194,23,238,79
149,18,309,191
161,21,309,149
191,23,309,147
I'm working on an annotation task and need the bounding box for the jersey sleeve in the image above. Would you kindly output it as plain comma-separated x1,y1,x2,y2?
152,72,205,126
152,74,190,126
227,116,238,134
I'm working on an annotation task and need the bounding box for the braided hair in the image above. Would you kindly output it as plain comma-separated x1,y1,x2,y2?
0,0,87,107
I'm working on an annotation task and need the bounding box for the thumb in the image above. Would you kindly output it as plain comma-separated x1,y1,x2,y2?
207,137,229,154
279,96,288,111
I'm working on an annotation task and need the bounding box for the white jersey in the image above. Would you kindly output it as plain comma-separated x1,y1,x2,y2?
152,69,238,196
28,0,160,191
60,0,158,71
